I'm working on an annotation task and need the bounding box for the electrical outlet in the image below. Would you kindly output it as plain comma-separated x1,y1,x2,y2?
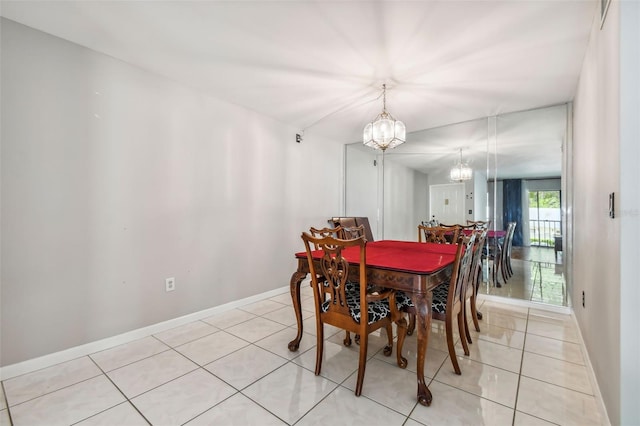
582,290,585,308
166,277,176,292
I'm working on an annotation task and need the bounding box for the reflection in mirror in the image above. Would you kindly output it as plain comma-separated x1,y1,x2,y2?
345,104,569,307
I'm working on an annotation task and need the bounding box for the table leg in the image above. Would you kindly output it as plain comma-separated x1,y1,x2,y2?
288,270,307,351
413,292,433,406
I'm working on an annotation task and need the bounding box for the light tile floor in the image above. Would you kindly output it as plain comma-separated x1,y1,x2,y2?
1,286,606,426
479,246,566,307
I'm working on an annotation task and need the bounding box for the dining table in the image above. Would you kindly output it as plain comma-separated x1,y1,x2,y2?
288,239,458,406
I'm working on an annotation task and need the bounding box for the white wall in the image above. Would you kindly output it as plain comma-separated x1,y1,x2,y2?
0,19,344,367
572,2,621,423
345,145,379,237
383,157,428,241
344,147,428,242
618,1,640,423
427,169,475,224
472,170,488,221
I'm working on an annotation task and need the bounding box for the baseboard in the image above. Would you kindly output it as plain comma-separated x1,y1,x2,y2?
570,312,612,426
0,286,290,381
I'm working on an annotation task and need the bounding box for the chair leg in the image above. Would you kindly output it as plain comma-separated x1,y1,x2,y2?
470,293,481,332
315,323,324,376
458,311,470,356
493,257,502,287
383,323,393,356
463,302,473,344
501,256,509,283
343,331,352,347
445,317,461,375
406,313,416,335
396,316,408,369
355,333,368,396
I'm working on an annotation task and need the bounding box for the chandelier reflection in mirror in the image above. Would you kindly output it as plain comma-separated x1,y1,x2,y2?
450,148,473,181
363,84,406,151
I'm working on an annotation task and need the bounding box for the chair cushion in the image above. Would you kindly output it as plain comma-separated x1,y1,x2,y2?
396,283,450,315
395,291,414,310
431,283,449,314
321,292,391,324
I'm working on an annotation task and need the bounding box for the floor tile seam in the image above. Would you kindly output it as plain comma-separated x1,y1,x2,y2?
2,352,103,386
333,382,415,420
86,334,174,373
91,345,175,374
288,353,352,387
236,305,287,317
521,347,587,367
450,350,523,375
517,372,595,396
446,351,523,377
464,335,525,357
200,345,292,392
513,409,563,426
201,313,259,330
2,365,106,408
235,391,290,426
82,367,152,426
523,330,580,344
512,308,531,425
475,317,527,334
193,328,263,352
152,321,222,347
107,345,201,374
112,358,203,400
238,336,299,362
87,353,144,420
120,365,240,420
0,383,13,426
224,319,290,343
170,340,259,374
5,373,124,421
526,315,575,325
429,377,519,411
245,361,343,426
143,378,243,426
162,369,267,426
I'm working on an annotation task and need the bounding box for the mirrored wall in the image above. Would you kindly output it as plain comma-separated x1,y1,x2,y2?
345,104,570,307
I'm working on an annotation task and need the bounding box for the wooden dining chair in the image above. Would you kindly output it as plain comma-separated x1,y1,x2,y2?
301,232,407,395
466,220,491,229
309,225,367,346
397,233,476,375
483,230,505,287
463,228,488,343
417,224,461,244
407,223,463,334
330,217,375,242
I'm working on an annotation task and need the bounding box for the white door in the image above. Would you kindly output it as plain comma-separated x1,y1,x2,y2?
429,183,466,225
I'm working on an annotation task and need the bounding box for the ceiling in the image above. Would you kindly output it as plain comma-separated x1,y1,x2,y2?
1,0,597,177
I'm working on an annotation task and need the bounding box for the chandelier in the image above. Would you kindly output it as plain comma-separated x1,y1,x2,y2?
363,84,406,151
450,148,473,181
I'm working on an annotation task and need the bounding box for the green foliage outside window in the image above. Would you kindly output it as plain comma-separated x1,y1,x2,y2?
529,191,560,208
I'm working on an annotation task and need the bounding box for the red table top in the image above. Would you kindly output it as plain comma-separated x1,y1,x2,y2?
295,240,458,275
